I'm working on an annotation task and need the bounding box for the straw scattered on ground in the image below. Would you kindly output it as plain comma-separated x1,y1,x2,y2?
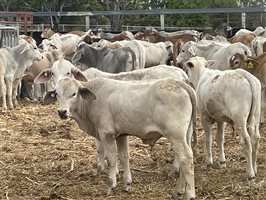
0,100,265,200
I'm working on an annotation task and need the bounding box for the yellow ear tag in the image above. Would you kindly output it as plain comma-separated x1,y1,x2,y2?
247,61,253,69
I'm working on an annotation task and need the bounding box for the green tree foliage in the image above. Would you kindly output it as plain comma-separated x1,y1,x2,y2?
0,0,262,31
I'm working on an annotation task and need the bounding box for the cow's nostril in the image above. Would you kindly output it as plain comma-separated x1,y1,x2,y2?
58,110,68,119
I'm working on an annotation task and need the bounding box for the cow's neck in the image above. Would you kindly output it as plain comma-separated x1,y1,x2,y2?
71,98,98,138
12,44,34,79
194,67,220,89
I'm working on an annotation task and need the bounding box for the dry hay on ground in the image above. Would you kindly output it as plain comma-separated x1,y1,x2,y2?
0,100,265,200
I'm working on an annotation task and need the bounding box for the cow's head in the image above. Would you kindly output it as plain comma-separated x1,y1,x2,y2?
229,53,259,70
44,78,96,119
34,59,87,85
184,56,216,88
72,42,87,64
41,27,55,39
175,41,197,65
20,42,43,63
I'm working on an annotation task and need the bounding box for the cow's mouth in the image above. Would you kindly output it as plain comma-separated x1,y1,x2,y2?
59,115,68,120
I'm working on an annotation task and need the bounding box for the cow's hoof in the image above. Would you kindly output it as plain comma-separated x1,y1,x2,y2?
219,161,226,168
95,166,104,176
107,187,113,196
168,169,180,178
206,163,213,169
171,191,183,200
248,175,256,180
124,182,131,192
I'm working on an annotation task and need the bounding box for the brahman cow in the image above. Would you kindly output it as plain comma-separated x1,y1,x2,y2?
44,77,196,199
137,40,173,67
185,56,261,180
40,33,81,60
229,52,266,123
35,61,196,183
72,42,137,73
0,41,43,110
251,36,266,57
22,49,62,101
91,39,146,70
175,40,251,70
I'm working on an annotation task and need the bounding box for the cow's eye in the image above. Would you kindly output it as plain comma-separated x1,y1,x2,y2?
182,50,185,52
33,47,37,50
72,93,76,97
66,72,70,75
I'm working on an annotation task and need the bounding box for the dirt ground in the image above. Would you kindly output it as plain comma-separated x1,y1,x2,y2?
0,100,265,200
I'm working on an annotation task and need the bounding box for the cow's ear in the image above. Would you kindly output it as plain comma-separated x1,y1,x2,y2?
188,46,196,56
72,51,82,64
34,69,53,83
50,44,58,49
78,87,96,100
43,90,57,105
71,68,88,82
20,44,30,54
207,60,216,67
186,61,194,68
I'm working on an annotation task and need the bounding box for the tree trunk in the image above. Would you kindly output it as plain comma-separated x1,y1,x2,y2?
109,15,123,32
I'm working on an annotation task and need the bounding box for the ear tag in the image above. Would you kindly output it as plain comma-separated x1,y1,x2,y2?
247,61,253,69
51,93,56,98
44,72,48,76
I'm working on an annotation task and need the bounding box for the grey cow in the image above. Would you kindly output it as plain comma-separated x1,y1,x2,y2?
72,42,137,73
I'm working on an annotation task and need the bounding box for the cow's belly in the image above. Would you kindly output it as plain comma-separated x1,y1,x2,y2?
205,98,233,124
115,122,163,146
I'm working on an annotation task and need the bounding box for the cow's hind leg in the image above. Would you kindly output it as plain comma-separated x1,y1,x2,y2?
248,120,260,175
234,121,255,179
116,135,132,192
216,122,226,168
171,140,195,200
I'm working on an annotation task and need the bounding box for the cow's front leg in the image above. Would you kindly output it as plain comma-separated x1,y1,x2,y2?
116,135,132,192
95,138,106,175
12,78,21,108
99,131,118,195
5,76,14,109
201,114,213,168
216,122,226,168
0,74,7,111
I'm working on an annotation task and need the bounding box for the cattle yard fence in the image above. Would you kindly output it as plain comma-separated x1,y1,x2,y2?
0,25,19,48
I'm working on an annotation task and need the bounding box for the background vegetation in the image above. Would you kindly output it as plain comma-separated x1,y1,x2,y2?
0,0,265,31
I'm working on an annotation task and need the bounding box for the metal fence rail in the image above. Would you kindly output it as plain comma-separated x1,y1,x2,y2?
0,25,19,47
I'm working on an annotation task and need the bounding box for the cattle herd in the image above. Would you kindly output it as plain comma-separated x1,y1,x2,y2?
1,25,266,199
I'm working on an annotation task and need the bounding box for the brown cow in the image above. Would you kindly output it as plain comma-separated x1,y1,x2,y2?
228,33,255,48
142,31,198,62
41,27,85,39
229,52,266,122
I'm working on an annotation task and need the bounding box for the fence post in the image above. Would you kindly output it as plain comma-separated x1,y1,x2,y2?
85,16,90,30
241,12,246,28
160,14,165,30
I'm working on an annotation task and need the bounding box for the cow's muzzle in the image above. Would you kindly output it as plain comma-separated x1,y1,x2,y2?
58,109,68,119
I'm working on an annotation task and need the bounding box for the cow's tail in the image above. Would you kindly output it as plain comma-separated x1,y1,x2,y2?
179,81,198,155
236,69,261,126
125,47,137,70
